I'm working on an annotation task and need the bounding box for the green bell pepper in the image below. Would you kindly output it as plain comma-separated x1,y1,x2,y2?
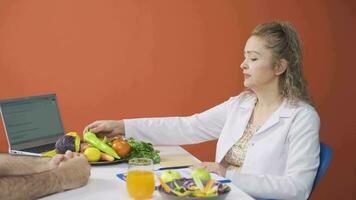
84,131,120,159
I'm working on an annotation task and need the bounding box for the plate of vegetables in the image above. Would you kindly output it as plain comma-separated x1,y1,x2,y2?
157,168,231,200
42,131,160,165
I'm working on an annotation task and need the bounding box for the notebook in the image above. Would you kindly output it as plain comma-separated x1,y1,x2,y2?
159,154,200,169
0,94,65,156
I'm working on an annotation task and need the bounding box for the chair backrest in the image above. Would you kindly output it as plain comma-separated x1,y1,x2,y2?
312,142,332,189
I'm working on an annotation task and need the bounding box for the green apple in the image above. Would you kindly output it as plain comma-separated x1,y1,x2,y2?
191,168,211,181
160,170,182,182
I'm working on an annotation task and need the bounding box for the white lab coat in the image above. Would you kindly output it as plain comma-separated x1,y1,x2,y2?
124,92,320,200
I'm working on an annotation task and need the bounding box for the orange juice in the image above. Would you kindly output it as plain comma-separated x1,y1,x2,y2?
127,170,155,199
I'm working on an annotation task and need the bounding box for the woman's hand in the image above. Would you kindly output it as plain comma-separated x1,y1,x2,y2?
83,120,125,138
192,162,227,177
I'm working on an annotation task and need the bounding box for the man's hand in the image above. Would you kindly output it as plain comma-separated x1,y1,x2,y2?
192,162,227,177
49,150,78,170
48,154,65,170
54,151,91,191
84,120,125,138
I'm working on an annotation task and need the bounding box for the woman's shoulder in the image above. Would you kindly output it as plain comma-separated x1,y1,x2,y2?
286,99,320,121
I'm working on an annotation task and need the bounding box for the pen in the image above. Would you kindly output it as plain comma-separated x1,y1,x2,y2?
158,165,191,170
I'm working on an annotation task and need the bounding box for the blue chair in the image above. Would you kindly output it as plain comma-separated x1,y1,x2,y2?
255,143,332,200
312,142,332,189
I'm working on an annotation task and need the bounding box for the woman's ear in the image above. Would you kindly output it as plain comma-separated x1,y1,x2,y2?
274,59,288,75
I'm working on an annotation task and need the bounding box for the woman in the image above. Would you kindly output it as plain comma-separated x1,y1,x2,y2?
85,21,320,199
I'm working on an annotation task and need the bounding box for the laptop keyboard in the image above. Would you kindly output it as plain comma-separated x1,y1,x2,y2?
22,143,56,153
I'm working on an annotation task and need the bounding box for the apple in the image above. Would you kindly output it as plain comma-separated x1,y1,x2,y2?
83,147,101,162
160,170,182,182
190,168,211,181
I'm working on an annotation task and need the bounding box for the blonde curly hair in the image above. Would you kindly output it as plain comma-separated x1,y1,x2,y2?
251,21,314,106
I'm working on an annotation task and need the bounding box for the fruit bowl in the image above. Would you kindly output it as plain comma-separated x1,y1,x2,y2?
157,178,231,200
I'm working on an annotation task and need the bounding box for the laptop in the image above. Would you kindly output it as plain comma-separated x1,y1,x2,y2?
0,94,65,156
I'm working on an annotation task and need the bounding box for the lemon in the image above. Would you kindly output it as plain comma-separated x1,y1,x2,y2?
84,147,101,162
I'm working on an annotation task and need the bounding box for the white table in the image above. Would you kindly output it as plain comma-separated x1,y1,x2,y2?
40,146,254,200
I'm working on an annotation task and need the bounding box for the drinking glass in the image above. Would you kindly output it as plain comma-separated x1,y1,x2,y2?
126,158,155,199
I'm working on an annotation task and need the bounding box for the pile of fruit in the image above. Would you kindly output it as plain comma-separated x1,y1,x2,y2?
43,131,160,163
81,131,130,162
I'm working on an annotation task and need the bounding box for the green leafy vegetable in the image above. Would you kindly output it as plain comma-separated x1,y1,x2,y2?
127,137,160,164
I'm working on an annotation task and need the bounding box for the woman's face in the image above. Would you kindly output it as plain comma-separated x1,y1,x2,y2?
240,36,279,91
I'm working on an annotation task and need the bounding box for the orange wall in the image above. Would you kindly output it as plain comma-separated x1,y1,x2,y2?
0,1,354,199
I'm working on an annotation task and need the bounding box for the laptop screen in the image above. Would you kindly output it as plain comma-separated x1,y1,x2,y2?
0,94,64,149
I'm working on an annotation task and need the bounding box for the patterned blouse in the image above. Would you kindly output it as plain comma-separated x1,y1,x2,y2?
222,121,261,172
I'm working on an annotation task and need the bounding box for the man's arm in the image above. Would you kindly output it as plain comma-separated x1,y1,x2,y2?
0,154,56,176
0,169,62,200
0,152,90,200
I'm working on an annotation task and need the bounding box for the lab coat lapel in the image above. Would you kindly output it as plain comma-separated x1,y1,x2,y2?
231,97,256,142
255,100,293,135
229,109,253,147
217,96,256,162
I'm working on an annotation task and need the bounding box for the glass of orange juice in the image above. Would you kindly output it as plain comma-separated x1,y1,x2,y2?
126,158,155,199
